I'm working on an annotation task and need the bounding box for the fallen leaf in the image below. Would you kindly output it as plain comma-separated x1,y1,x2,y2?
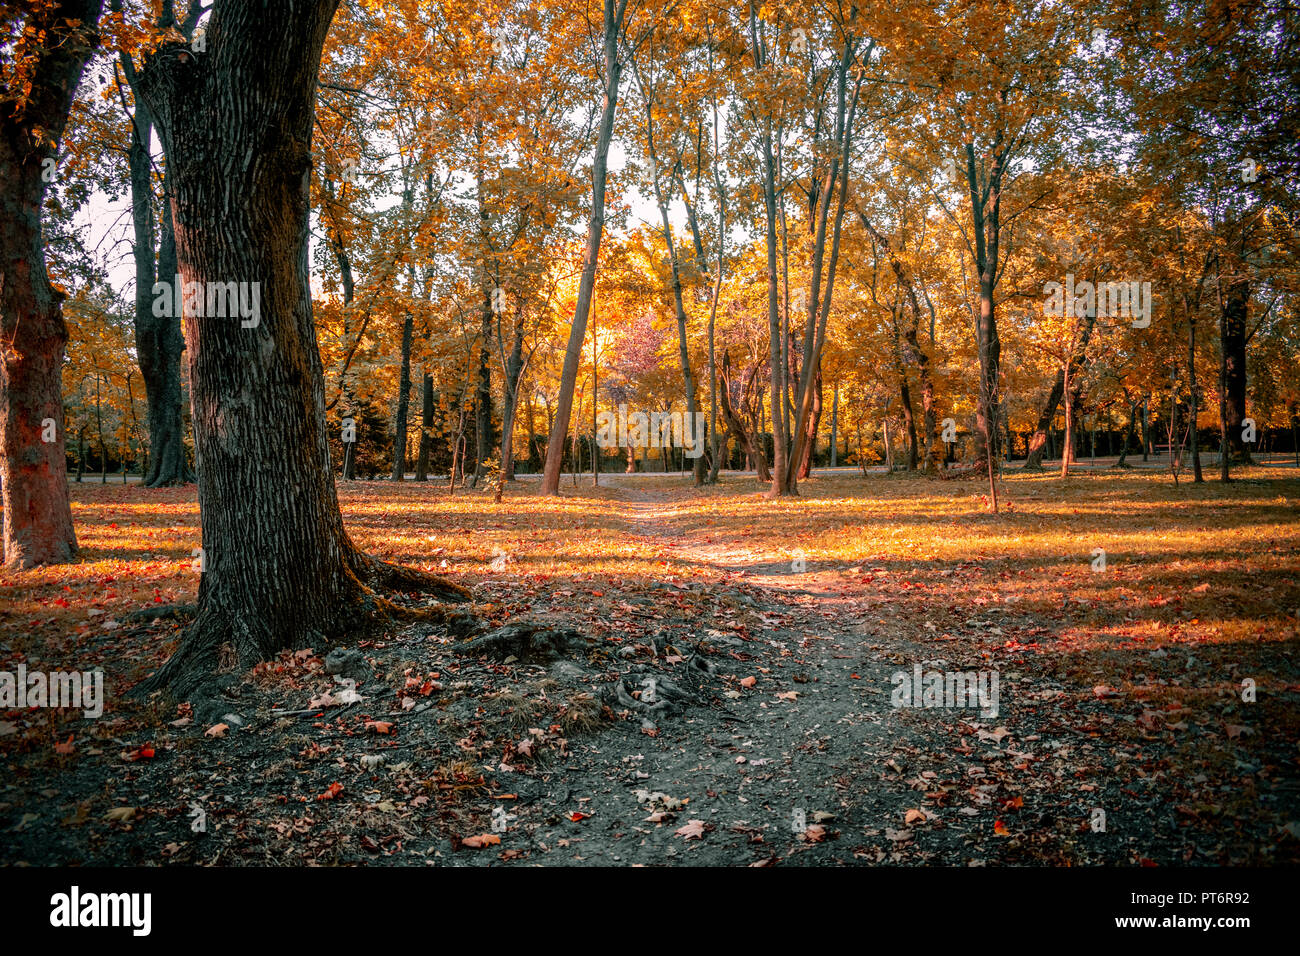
799,824,827,842
675,819,707,839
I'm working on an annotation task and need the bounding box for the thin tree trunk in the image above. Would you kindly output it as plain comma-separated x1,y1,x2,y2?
415,373,433,481
1189,317,1203,482
391,309,414,481
830,381,839,467
1221,277,1251,473
122,30,192,488
541,0,629,495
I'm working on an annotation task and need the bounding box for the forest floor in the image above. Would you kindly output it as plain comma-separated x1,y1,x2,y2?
2,465,1299,866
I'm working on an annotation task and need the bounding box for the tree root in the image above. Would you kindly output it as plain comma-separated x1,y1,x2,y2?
355,555,473,603
135,550,477,704
126,603,197,624
454,621,591,663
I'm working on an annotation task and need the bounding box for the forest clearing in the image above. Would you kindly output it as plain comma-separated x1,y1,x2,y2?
3,465,1297,867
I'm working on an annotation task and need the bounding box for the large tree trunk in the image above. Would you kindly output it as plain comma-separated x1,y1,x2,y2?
963,140,1007,511
1115,398,1137,467
858,211,936,472
830,382,838,467
137,0,467,697
746,7,789,496
629,64,706,487
541,0,629,495
0,1,102,569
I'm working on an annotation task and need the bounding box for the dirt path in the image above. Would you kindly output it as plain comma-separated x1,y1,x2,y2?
463,478,957,865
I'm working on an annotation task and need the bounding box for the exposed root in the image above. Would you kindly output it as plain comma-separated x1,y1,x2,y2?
126,603,197,624
455,621,591,664
356,555,473,603
136,550,478,705
361,591,477,634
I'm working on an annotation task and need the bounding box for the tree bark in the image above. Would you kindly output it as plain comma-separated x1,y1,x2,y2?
0,0,102,569
786,36,861,493
795,369,821,479
900,372,917,472
137,0,467,697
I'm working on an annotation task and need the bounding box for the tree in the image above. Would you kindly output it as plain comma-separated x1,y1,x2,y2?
136,0,466,697
116,0,200,487
541,0,637,495
0,0,104,569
